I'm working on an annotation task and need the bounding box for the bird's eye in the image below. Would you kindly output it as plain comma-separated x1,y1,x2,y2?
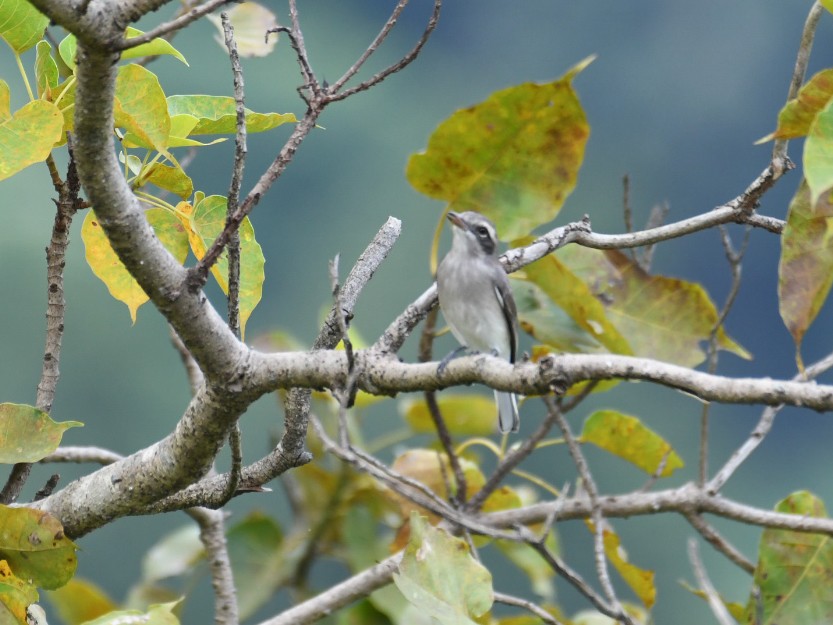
475,226,490,237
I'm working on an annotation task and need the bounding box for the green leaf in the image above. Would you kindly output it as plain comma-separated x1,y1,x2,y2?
0,505,77,590
166,114,226,147
0,559,38,625
805,97,833,204
0,403,82,463
758,69,833,143
82,208,189,322
167,95,296,135
141,524,203,583
185,195,265,339
778,179,833,360
408,57,593,240
115,64,171,156
0,0,48,53
0,99,63,181
226,512,284,619
581,410,683,477
121,27,188,65
80,601,181,625
823,0,833,15
400,394,497,436
34,40,58,99
46,578,118,625
557,246,750,367
743,491,833,625
394,513,493,625
206,2,279,58
57,33,76,70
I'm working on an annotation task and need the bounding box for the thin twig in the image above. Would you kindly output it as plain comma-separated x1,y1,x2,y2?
685,513,755,575
772,1,824,162
493,592,563,625
188,507,239,625
687,538,735,625
326,0,442,103
33,475,60,501
114,0,235,50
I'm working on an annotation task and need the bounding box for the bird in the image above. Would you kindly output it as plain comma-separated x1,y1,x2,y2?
435,210,520,433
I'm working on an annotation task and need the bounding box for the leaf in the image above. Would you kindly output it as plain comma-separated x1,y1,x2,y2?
522,251,633,355
743,491,833,625
778,180,833,359
34,41,58,99
400,394,498,436
0,505,77,590
394,513,493,625
0,79,9,122
46,578,118,625
167,95,296,134
167,114,226,148
226,512,285,619
82,208,189,322
137,162,194,200
580,410,683,477
0,99,63,181
57,33,76,70
408,57,593,240
0,403,82,463
495,540,555,600
80,601,181,625
186,195,265,339
758,69,833,143
206,2,279,58
557,246,750,366
0,0,48,53
823,0,833,16
114,64,171,156
0,559,37,625
141,524,203,583
121,27,188,65
805,98,833,204
588,523,656,609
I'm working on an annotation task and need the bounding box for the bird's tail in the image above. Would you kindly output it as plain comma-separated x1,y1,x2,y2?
495,390,519,433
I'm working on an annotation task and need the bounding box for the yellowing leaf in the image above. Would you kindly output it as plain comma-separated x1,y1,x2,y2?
46,578,118,625
581,410,683,477
0,558,37,624
0,79,10,121
558,246,749,367
590,523,656,609
824,0,833,13
207,2,279,58
0,99,62,181
0,403,82,463
114,64,171,156
187,195,265,338
778,180,833,360
122,27,188,65
394,513,493,624
34,40,58,99
137,162,194,200
743,491,833,625
167,95,296,135
0,505,77,590
400,394,497,436
0,0,48,53
408,58,593,240
805,98,833,204
758,69,833,143
82,209,189,322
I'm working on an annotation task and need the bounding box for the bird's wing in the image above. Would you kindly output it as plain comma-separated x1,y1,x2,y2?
493,273,518,364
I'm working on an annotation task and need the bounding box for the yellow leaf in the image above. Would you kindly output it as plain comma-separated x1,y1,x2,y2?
400,394,497,436
46,578,117,625
114,64,171,156
0,99,63,181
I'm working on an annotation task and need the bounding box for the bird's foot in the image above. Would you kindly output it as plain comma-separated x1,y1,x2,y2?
437,345,469,375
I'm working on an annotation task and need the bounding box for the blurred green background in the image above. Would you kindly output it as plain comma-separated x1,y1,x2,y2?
2,1,833,623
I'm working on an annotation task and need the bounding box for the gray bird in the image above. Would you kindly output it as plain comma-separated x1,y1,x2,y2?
436,210,520,433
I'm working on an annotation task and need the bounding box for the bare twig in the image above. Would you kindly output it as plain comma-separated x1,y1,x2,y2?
687,538,735,625
188,507,239,625
772,1,824,162
114,0,235,50
41,446,123,465
494,592,563,625
33,475,61,501
685,513,755,575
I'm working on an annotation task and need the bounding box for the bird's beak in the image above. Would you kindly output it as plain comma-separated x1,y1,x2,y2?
447,211,465,229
